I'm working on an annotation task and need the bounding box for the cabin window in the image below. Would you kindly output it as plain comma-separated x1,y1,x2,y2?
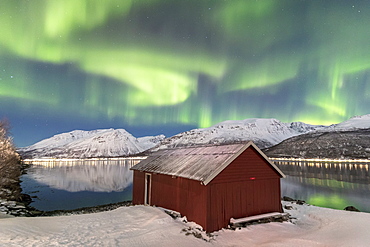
144,173,152,205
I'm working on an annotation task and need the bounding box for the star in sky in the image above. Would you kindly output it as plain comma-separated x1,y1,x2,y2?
0,0,370,146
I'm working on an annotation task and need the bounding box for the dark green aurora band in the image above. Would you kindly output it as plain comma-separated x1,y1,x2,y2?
1,1,370,145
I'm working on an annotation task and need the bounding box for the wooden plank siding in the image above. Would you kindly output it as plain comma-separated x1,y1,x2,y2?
132,171,145,205
210,148,281,183
206,179,281,232
206,147,283,232
132,144,284,233
132,171,208,229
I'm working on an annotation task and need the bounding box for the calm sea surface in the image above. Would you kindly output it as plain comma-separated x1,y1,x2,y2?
22,158,370,212
21,158,144,211
275,160,370,212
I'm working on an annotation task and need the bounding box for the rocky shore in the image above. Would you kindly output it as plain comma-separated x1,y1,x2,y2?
0,199,31,217
0,199,132,218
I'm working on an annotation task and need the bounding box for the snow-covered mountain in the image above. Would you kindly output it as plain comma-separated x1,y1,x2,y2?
154,118,324,150
19,129,165,159
264,129,370,160
19,115,370,159
264,115,370,160
156,115,370,151
325,114,370,131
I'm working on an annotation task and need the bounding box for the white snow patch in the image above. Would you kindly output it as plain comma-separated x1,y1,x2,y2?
157,118,324,150
1,202,370,246
327,114,370,131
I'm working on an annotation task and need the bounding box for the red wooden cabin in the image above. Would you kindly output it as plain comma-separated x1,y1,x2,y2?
131,141,285,232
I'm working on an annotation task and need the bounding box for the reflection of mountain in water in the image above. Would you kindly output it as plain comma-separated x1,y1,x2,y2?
27,159,143,192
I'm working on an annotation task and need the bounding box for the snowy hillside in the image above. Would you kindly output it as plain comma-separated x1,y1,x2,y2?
155,118,323,150
264,114,370,160
326,114,370,130
264,129,370,160
18,129,165,159
156,115,370,151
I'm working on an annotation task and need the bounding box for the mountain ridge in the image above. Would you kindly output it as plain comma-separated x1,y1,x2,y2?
153,118,324,151
19,129,165,159
18,114,370,159
264,128,370,160
264,114,370,160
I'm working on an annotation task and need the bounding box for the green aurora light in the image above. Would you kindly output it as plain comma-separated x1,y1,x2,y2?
1,0,370,145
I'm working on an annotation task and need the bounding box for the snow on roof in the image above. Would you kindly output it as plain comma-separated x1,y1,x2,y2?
131,141,285,185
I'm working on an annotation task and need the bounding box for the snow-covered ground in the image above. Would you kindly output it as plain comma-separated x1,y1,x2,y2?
1,202,370,246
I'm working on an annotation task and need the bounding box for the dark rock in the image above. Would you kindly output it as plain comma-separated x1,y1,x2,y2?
282,196,295,202
18,193,32,205
1,199,133,218
0,206,9,213
344,206,360,212
162,208,181,219
28,210,43,216
284,205,293,210
40,201,132,216
8,204,26,210
296,200,306,205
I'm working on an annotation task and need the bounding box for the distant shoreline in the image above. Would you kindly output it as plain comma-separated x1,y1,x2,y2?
22,156,147,164
270,157,370,163
22,156,370,164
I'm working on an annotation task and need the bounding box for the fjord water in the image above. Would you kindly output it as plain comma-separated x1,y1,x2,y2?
21,158,144,211
22,158,370,212
276,160,370,212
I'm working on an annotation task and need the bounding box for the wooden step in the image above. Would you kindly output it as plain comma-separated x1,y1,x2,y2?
230,212,288,225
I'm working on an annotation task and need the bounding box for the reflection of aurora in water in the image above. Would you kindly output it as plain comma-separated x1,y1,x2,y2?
276,161,370,212
21,158,144,211
277,160,370,184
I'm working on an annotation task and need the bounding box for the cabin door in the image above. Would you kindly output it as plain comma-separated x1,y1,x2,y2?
144,173,152,205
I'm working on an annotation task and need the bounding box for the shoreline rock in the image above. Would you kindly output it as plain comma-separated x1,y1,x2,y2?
0,199,132,218
0,199,30,217
344,206,360,212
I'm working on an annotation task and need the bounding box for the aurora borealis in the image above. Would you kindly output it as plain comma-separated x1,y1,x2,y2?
1,0,370,147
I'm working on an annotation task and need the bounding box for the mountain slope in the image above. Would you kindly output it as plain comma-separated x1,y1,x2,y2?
19,129,165,159
154,118,323,150
19,115,370,159
326,114,370,130
264,115,370,159
264,129,370,160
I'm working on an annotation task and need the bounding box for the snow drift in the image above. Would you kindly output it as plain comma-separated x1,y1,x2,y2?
1,202,370,246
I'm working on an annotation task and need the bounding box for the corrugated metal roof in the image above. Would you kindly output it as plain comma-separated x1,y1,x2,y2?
131,141,285,185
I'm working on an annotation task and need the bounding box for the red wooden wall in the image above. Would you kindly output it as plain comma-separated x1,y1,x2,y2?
206,147,282,232
132,170,145,205
132,171,208,229
132,146,283,233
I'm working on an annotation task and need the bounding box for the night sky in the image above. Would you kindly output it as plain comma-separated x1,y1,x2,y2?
1,0,370,147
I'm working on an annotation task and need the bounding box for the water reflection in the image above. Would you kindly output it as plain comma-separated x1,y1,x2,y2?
25,158,143,192
276,160,370,184
275,160,370,212
21,158,145,211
